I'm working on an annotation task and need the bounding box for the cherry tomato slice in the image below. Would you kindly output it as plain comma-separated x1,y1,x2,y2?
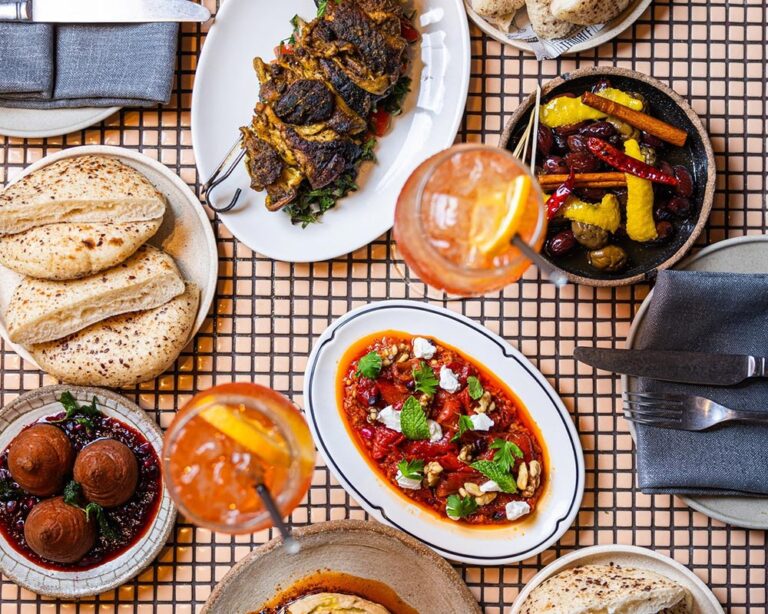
370,109,391,137
400,18,419,43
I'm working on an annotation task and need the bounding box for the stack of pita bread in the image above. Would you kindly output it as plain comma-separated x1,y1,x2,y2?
0,155,200,388
520,564,693,613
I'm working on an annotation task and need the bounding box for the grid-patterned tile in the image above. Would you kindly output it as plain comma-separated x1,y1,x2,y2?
1,0,767,611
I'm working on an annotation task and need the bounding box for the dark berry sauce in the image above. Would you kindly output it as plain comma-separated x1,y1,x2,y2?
0,411,162,571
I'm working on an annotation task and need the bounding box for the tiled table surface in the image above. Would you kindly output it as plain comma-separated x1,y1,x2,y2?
1,0,767,611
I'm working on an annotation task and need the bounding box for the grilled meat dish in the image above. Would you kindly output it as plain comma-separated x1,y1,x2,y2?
241,0,413,217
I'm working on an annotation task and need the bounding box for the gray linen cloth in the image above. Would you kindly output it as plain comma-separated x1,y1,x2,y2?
635,270,768,496
0,23,178,108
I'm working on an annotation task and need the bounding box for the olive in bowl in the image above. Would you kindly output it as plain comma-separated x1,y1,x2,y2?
500,66,715,287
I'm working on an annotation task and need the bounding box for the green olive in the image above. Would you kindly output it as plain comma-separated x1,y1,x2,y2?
572,222,609,250
589,245,628,272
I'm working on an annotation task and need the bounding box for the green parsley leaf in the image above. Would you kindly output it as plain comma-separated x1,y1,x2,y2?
451,414,474,443
467,376,484,400
62,480,82,507
446,494,478,519
470,460,518,494
400,396,430,440
397,458,424,480
360,137,377,163
490,438,524,473
356,351,382,379
413,361,438,396
85,502,118,540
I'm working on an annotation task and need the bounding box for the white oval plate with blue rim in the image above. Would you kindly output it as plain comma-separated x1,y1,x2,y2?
0,385,176,599
192,0,471,263
303,300,585,565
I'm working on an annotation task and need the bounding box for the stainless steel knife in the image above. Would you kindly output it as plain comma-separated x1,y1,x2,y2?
574,346,767,386
0,0,210,22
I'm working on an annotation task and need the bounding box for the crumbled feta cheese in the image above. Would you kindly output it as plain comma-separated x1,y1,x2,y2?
469,413,495,431
439,366,460,393
413,337,436,359
427,419,443,442
395,470,422,490
480,480,501,493
505,501,531,521
376,405,401,432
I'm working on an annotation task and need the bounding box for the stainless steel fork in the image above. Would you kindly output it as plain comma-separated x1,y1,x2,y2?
622,391,768,431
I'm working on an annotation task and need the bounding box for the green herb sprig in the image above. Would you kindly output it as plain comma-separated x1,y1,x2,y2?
50,392,101,431
356,351,382,379
62,480,118,540
467,376,484,400
490,438,524,473
451,414,474,443
413,361,438,396
446,494,477,519
400,396,430,440
397,458,424,480
470,460,518,493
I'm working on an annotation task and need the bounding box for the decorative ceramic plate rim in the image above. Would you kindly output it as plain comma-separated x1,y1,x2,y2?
0,145,218,371
203,519,482,614
303,300,585,564
0,385,176,599
624,235,768,530
0,106,119,139
499,65,716,288
464,0,651,55
191,0,471,263
509,544,724,613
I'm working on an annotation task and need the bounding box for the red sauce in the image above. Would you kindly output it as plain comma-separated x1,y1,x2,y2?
0,411,162,571
255,571,419,614
337,331,547,525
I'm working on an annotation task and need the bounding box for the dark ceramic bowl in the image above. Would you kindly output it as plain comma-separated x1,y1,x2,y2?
500,66,716,287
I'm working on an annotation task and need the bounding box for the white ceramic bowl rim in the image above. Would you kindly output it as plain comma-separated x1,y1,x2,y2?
305,301,583,561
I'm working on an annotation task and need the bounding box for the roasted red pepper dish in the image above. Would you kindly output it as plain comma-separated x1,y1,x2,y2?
338,332,546,524
535,78,697,275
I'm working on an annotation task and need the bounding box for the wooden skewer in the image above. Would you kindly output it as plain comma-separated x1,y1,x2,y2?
537,172,627,189
581,91,688,148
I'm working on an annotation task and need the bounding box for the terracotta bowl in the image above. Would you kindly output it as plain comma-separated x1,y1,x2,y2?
500,66,716,287
202,520,482,614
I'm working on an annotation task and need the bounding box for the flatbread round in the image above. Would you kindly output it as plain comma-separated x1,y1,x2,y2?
6,244,184,345
0,155,166,236
30,282,200,389
520,564,693,614
550,0,631,25
0,219,162,280
285,593,390,614
525,0,577,39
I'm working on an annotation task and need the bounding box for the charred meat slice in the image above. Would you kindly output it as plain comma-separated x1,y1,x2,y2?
319,57,373,118
242,131,283,191
284,127,362,189
274,79,335,125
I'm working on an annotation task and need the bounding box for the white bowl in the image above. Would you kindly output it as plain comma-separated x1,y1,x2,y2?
0,385,176,599
303,300,585,564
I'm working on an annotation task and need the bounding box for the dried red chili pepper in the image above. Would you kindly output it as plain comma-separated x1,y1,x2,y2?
545,167,576,220
586,137,679,186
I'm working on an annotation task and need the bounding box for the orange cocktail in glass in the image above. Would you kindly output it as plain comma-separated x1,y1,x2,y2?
394,144,547,296
163,383,315,535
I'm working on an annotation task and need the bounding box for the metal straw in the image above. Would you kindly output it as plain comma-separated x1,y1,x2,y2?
255,483,300,554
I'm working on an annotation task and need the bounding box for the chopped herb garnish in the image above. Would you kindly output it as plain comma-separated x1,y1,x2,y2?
360,137,377,162
397,458,424,480
413,361,438,396
490,438,524,473
62,479,82,507
400,396,430,440
50,392,101,431
467,376,484,400
377,76,412,116
470,460,518,494
0,479,20,502
451,414,474,443
356,351,382,379
283,173,359,227
446,494,477,519
85,502,118,540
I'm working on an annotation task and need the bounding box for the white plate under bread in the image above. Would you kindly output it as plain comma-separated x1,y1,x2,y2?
0,146,217,377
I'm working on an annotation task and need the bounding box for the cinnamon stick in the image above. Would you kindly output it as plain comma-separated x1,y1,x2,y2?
581,91,688,148
537,172,627,189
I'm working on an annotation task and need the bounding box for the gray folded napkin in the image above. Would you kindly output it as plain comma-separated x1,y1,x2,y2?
0,23,178,109
635,270,768,496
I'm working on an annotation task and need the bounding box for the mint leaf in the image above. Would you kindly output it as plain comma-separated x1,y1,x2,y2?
446,494,477,519
51,392,101,430
451,414,474,443
85,502,118,540
62,480,82,507
470,460,518,494
356,351,382,379
490,438,524,473
413,361,438,396
397,458,424,480
400,396,430,440
467,376,484,400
